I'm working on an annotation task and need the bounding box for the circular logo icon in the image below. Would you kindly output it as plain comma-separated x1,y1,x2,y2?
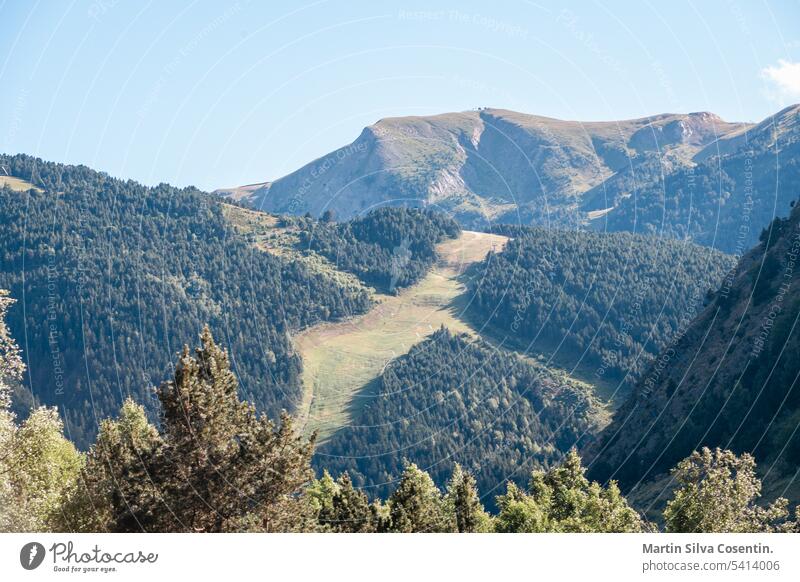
20,542,46,570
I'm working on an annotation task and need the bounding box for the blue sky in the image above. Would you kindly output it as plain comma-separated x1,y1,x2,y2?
1,0,799,191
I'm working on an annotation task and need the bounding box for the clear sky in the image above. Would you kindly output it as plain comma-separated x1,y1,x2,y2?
1,0,799,191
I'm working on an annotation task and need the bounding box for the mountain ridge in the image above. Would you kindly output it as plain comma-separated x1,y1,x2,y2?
218,107,753,228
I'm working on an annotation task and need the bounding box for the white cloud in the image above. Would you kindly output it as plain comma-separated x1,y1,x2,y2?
761,59,800,105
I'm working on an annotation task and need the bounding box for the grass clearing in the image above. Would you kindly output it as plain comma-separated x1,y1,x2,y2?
223,203,369,294
225,206,610,442
294,231,509,441
0,176,41,192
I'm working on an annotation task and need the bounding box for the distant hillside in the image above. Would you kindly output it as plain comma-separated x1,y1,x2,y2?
593,104,800,254
586,198,800,508
465,226,735,392
221,108,749,229
296,207,461,293
316,328,605,505
0,155,378,446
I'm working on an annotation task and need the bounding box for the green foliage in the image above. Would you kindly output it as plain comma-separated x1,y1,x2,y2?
318,472,375,533
494,450,645,532
297,207,460,293
0,154,372,446
380,463,453,533
664,448,799,533
58,399,163,532
470,227,734,387
146,327,317,532
317,328,602,507
0,407,83,532
307,470,339,521
0,289,83,532
589,203,800,490
62,328,317,532
0,290,24,409
444,464,491,533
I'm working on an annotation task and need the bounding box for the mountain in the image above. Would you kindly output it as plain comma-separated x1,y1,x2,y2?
593,104,800,254
586,198,800,509
220,108,750,228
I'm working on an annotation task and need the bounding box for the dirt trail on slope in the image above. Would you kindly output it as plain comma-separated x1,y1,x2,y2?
294,231,507,441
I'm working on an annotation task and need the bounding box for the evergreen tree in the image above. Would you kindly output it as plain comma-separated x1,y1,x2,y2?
58,399,162,532
307,470,339,525
664,448,799,533
318,472,374,533
444,464,491,532
382,463,453,533
142,326,317,532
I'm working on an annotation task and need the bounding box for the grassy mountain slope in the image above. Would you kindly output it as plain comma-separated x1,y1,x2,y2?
586,199,800,509
592,104,800,254
294,230,508,442
224,108,748,228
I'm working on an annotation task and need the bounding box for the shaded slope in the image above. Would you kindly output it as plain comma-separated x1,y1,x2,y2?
315,328,606,505
594,104,800,254
587,200,800,507
0,154,372,446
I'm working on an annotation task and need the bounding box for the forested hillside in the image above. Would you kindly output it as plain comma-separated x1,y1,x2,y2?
297,207,461,292
316,328,605,505
466,227,735,389
594,104,800,254
2,302,798,533
0,154,373,446
587,199,800,507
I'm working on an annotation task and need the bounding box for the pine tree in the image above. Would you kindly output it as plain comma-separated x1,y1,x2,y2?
318,472,374,532
495,450,644,532
308,470,339,525
382,463,453,533
444,464,490,532
58,399,162,532
145,326,317,532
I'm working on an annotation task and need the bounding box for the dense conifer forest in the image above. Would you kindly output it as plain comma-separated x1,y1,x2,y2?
588,202,800,495
296,207,461,292
316,328,604,506
466,226,736,388
0,154,374,446
2,315,798,533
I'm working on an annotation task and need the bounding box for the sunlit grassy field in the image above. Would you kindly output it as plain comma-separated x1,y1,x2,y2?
294,231,508,441
0,176,41,192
